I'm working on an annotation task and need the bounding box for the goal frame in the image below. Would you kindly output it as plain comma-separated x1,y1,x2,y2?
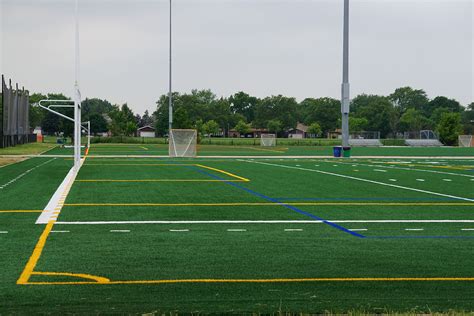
168,129,197,157
260,133,276,147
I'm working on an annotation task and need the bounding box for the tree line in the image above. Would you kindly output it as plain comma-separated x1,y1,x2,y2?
25,86,474,145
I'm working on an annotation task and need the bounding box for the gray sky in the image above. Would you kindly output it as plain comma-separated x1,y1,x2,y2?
1,0,473,115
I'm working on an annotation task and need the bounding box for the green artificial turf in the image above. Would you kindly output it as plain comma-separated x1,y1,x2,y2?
1,156,474,313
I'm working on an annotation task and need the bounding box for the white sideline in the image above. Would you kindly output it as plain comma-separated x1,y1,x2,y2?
244,160,474,202
53,220,474,225
36,158,85,224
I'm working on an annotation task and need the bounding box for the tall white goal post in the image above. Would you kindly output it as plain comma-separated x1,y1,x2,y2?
261,134,276,147
169,129,197,157
458,135,474,147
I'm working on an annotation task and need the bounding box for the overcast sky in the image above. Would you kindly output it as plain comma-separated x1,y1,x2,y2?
1,0,473,114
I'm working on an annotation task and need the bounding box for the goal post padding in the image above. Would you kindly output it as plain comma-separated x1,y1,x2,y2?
458,135,474,147
169,129,197,157
260,134,276,147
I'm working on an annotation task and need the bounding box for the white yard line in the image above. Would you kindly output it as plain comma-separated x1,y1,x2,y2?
0,158,55,190
284,229,303,232
54,220,474,225
110,230,130,233
0,231,8,234
50,230,70,233
227,229,247,232
334,161,474,178
169,229,189,232
243,160,474,202
405,228,424,231
461,228,474,231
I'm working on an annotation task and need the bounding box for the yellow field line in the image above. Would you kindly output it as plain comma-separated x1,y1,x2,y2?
84,164,195,166
31,271,110,283
24,277,474,285
17,221,55,285
239,146,287,154
75,179,246,182
0,210,43,213
62,202,474,207
195,164,250,182
140,147,149,151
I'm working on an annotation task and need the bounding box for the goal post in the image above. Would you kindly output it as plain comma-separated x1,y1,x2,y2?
260,134,276,147
458,135,474,147
169,129,197,157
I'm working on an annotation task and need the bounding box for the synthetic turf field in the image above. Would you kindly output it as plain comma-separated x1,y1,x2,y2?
1,145,474,313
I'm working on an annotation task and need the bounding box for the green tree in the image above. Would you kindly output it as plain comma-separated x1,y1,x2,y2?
437,112,463,145
267,119,282,135
349,117,368,133
229,91,258,123
254,96,298,131
89,113,108,134
389,87,429,113
425,96,463,117
203,120,219,137
351,94,397,137
234,120,251,136
398,108,432,132
461,102,474,134
307,122,322,138
300,98,340,135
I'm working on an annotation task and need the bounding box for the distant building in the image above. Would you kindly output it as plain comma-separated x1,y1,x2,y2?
137,125,155,138
228,128,269,138
287,123,309,139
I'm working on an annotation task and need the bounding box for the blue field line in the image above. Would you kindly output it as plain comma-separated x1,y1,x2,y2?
273,197,458,202
367,236,474,239
188,166,365,238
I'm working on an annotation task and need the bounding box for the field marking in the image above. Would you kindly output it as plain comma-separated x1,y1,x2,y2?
75,179,247,182
50,230,70,233
22,277,474,285
84,163,195,166
461,228,474,231
62,202,474,207
405,228,424,231
284,229,303,231
349,229,368,231
195,164,250,182
0,158,56,190
334,161,474,178
245,160,474,202
31,271,110,283
0,231,8,234
54,220,474,225
169,229,189,232
227,229,247,232
110,230,130,233
17,221,55,284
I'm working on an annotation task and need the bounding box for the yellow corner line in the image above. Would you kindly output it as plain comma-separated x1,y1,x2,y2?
31,271,110,283
84,164,195,166
17,221,55,285
24,277,474,285
195,164,250,182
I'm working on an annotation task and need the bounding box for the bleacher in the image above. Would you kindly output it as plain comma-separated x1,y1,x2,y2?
405,139,443,147
349,139,382,147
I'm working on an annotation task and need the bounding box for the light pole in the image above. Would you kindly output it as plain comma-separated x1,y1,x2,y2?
341,0,350,147
168,0,173,133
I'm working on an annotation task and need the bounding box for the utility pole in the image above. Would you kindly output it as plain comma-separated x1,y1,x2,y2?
341,0,350,147
168,0,173,133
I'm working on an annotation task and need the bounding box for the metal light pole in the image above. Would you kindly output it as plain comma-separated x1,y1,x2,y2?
74,0,82,171
341,0,350,147
168,0,173,133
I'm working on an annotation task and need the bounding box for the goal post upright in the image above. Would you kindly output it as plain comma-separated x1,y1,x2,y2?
168,0,173,133
73,0,81,172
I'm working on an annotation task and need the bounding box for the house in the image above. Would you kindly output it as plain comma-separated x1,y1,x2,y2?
137,125,155,138
287,123,309,139
228,128,269,138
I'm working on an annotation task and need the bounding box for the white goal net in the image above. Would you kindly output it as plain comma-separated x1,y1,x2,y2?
260,134,276,147
169,129,197,157
458,135,474,147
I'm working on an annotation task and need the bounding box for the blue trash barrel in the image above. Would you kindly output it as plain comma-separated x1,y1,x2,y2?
333,146,342,157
